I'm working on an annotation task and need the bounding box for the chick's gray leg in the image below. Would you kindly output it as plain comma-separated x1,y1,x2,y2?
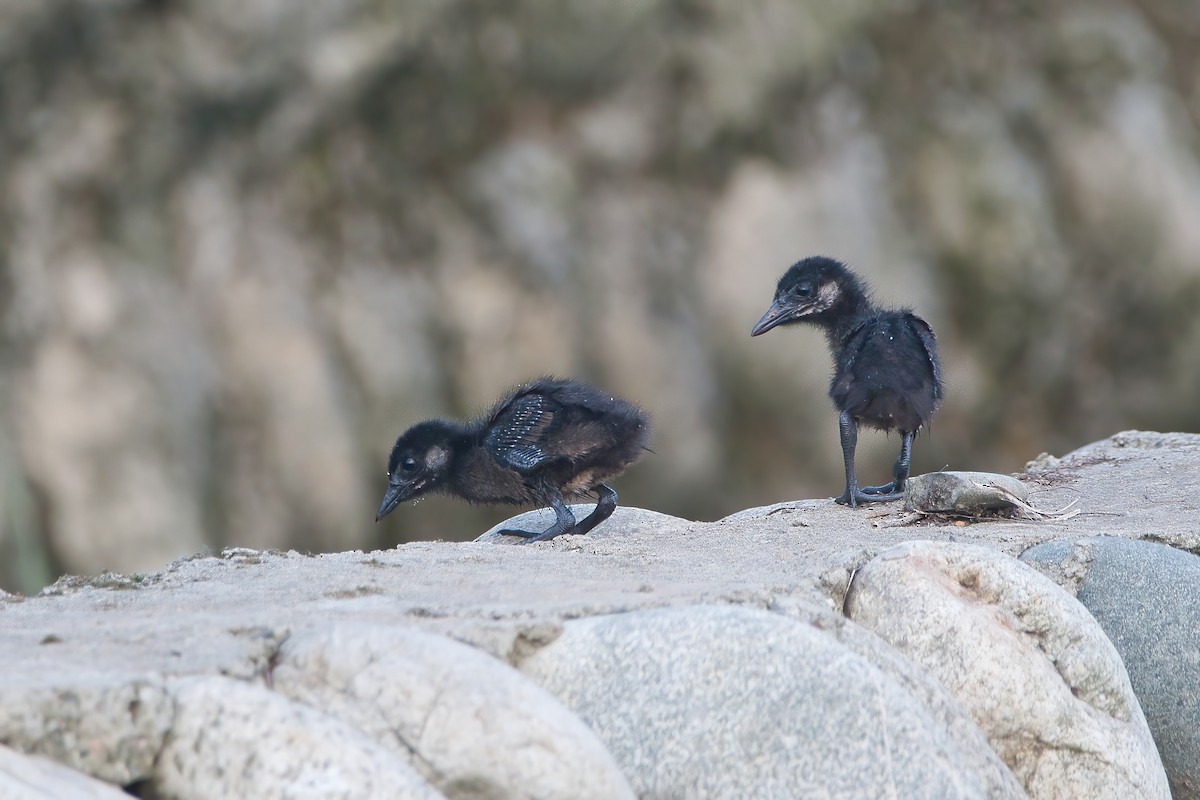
835,410,862,507
836,411,904,506
498,489,577,543
571,484,617,536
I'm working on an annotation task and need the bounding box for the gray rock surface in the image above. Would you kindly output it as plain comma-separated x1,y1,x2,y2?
772,600,1025,796
845,540,1170,800
1022,537,1200,800
476,505,687,545
272,624,635,800
903,471,1031,514
0,745,130,800
0,678,172,785
0,432,1197,796
716,498,827,524
153,676,442,800
518,604,1024,799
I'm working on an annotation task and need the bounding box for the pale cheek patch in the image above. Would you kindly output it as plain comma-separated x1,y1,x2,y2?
425,445,449,471
816,281,841,312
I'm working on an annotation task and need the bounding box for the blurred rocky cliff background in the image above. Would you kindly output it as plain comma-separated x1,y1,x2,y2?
1,0,1198,592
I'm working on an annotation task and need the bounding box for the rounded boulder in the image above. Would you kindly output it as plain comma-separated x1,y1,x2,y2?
0,744,131,799
271,624,635,800
517,604,1022,798
152,676,441,800
845,540,1170,800
1021,537,1200,800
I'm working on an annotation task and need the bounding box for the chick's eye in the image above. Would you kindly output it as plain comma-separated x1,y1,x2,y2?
401,457,418,473
793,282,814,298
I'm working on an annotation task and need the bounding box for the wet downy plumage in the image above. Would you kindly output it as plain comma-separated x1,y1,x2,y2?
751,256,943,507
376,377,650,543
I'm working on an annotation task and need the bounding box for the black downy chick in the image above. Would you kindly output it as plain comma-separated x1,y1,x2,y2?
751,256,943,507
375,377,650,543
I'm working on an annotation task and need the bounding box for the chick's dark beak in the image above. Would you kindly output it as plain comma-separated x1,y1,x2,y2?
375,481,410,523
751,298,792,337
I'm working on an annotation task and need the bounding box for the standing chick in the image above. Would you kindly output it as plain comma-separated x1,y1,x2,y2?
376,377,650,543
751,256,943,507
